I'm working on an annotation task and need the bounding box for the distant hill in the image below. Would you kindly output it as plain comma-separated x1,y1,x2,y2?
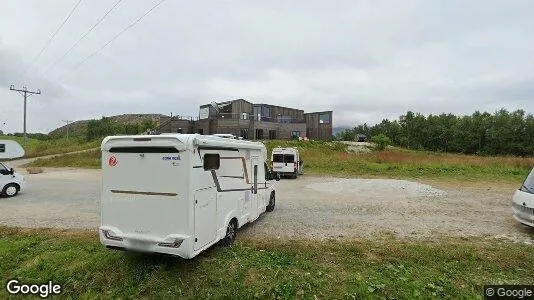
49,113,167,137
333,126,351,136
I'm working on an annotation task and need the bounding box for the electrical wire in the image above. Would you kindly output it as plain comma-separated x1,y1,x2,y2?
44,0,125,74
17,0,84,80
58,0,167,81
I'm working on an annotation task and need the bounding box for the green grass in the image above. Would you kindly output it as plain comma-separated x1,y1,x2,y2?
0,227,533,299
0,135,100,158
264,140,534,183
25,150,101,168
23,139,534,183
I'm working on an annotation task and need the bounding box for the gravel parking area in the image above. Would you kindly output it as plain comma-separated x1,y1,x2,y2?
1,168,533,242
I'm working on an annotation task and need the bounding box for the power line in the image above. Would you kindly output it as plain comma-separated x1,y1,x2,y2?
18,0,84,80
45,0,125,75
58,0,167,81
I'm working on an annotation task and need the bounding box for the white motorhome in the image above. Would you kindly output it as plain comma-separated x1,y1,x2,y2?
100,134,280,259
271,147,303,178
512,167,534,227
0,140,26,197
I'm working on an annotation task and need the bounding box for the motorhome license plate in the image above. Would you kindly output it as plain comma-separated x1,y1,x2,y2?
128,239,151,251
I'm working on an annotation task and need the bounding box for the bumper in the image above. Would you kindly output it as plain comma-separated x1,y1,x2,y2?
99,226,193,258
511,190,534,227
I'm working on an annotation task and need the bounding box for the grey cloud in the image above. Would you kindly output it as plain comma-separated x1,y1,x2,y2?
1,0,534,132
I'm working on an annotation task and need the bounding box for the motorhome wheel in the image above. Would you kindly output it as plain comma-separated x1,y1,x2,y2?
220,219,237,246
266,192,276,212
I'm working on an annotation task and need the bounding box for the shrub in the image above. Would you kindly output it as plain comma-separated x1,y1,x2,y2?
26,167,44,174
371,134,391,151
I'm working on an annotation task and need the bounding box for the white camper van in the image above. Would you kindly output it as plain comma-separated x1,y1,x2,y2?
100,134,280,259
0,140,26,197
271,147,303,178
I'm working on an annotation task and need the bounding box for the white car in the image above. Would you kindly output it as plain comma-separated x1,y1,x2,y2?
0,162,25,197
511,167,534,227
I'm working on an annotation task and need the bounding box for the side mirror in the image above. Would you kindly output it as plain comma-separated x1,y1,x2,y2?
275,172,281,181
9,168,14,175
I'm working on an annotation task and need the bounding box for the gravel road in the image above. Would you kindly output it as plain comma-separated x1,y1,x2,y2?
1,168,533,242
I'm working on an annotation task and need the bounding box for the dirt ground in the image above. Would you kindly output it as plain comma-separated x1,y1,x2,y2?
1,168,533,243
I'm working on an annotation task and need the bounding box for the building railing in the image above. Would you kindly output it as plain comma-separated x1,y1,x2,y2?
214,113,305,123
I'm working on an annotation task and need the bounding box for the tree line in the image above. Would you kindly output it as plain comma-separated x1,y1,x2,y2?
336,109,534,156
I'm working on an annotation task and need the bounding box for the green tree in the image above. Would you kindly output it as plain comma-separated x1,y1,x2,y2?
371,134,391,151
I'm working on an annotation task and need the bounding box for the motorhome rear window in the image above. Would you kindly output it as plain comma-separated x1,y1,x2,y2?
109,147,179,153
0,144,4,153
284,154,295,163
273,154,283,162
204,154,220,170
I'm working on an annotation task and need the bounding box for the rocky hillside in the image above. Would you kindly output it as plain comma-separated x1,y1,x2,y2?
49,113,167,137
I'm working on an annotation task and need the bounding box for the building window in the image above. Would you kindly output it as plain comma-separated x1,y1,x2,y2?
253,106,262,120
263,106,270,120
240,129,249,139
279,116,293,123
0,144,4,153
269,130,277,140
256,129,264,139
319,113,330,124
203,154,220,170
291,131,300,139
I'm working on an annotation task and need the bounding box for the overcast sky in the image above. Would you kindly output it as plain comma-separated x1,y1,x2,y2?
1,0,533,133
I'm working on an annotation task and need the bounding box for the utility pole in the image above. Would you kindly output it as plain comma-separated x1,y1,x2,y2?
9,85,41,143
62,120,73,139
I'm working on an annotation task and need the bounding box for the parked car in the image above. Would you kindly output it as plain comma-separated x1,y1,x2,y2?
0,162,25,197
511,167,534,227
0,140,25,197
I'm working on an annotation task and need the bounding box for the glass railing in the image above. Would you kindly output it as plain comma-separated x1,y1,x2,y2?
215,113,305,123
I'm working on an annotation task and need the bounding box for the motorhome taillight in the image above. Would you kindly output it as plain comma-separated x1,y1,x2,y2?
158,239,183,248
102,230,123,241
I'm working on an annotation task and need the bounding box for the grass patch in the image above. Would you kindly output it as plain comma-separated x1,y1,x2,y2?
0,227,533,299
21,139,534,183
25,150,101,169
0,135,100,158
25,167,44,174
264,140,534,183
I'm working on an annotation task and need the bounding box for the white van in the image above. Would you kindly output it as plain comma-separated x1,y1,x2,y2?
512,167,534,227
0,140,26,197
100,134,280,259
271,147,303,178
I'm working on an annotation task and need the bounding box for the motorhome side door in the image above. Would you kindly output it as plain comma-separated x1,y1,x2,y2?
251,156,268,219
194,189,217,251
250,155,266,220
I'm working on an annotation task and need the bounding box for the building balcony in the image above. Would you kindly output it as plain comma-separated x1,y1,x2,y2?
215,113,305,124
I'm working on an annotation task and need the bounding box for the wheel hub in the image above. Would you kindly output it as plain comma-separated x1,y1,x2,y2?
6,186,17,196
